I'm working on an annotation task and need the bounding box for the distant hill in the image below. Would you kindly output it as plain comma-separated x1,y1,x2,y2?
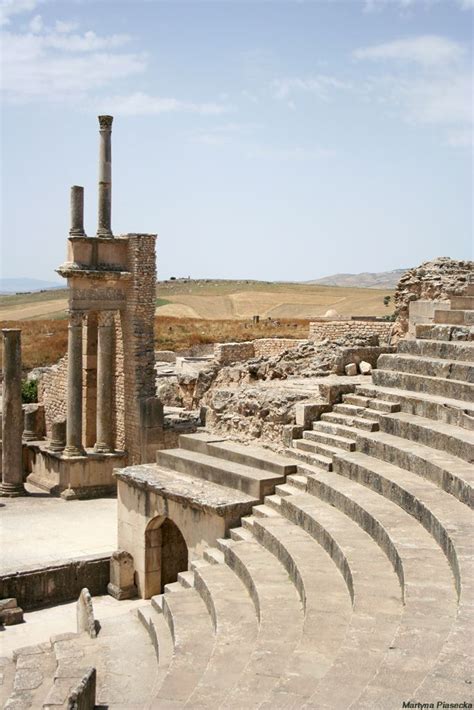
308,269,409,290
0,278,63,295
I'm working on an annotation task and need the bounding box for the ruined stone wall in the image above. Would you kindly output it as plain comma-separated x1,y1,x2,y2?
38,356,68,437
114,312,125,450
392,257,473,340
122,234,157,464
308,320,392,343
214,338,305,366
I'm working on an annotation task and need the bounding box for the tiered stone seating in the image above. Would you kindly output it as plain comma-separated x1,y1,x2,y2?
4,287,472,708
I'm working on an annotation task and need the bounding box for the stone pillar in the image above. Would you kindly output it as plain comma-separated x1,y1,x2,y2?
69,186,85,236
94,311,115,453
96,115,113,238
1,329,26,496
64,312,85,457
49,420,66,453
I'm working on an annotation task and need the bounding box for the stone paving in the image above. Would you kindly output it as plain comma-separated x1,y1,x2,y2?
0,484,116,573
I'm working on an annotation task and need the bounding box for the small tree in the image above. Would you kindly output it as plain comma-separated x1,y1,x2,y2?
21,379,38,404
383,295,391,308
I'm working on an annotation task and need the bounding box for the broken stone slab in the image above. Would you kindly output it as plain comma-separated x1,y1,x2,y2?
359,361,372,375
344,363,357,376
0,598,24,626
107,550,137,601
76,589,97,638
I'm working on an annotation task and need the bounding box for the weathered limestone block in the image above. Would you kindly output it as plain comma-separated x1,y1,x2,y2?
345,363,357,376
76,588,97,638
0,598,24,625
359,361,372,375
49,419,67,453
107,550,137,600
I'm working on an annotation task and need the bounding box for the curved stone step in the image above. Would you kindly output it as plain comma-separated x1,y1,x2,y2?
137,601,174,685
354,428,474,508
303,429,355,451
291,467,459,707
356,383,474,431
153,588,215,706
276,490,402,709
378,410,474,463
184,559,258,707
372,368,473,402
216,534,304,708
249,513,353,707
377,353,474,383
327,449,473,704
398,338,474,363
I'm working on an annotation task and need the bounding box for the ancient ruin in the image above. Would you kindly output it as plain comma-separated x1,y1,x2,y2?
0,116,472,710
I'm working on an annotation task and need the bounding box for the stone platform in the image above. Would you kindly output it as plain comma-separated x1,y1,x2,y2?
0,484,116,574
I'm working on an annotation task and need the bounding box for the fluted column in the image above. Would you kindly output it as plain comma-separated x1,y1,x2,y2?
1,329,26,496
94,310,115,453
64,311,85,457
96,115,113,238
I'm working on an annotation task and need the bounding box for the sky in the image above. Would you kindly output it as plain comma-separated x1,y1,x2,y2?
0,0,472,283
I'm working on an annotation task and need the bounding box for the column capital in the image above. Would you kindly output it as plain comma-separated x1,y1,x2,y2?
68,310,85,326
97,310,116,327
98,115,113,131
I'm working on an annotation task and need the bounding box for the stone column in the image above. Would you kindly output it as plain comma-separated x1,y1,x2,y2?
69,186,85,236
94,311,115,453
1,329,26,496
64,311,86,457
96,115,113,238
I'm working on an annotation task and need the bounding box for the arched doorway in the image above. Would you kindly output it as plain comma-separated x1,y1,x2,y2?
144,517,188,598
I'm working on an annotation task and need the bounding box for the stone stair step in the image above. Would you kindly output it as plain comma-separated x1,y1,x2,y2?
379,410,474,463
276,490,402,708
164,581,184,594
304,428,356,451
288,440,334,470
329,448,473,707
252,503,283,517
179,432,297,476
294,462,459,707
185,557,259,707
215,534,304,707
355,383,474,430
137,601,174,683
230,526,254,542
434,309,474,326
416,323,474,342
398,337,474,362
251,515,353,707
154,588,215,705
320,411,379,431
312,419,359,439
377,352,474,383
450,295,474,310
295,437,340,459
177,570,195,589
285,473,308,490
241,515,256,532
354,428,474,507
372,368,473,402
203,548,225,566
275,483,302,498
155,448,285,499
341,394,370,407
264,494,282,512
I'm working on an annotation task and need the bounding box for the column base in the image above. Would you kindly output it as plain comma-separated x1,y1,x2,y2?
0,482,28,497
94,442,114,454
107,582,138,601
63,445,87,458
96,229,113,238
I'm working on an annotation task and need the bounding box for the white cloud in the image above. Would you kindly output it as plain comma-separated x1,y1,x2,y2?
354,36,465,67
100,91,229,117
28,13,42,33
272,75,351,102
364,0,473,11
0,0,39,26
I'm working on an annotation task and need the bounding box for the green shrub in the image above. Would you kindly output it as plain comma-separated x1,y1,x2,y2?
21,379,38,403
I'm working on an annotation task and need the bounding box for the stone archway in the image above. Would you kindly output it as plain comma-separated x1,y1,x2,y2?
144,516,188,598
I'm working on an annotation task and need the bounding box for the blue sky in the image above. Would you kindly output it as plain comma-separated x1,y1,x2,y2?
1,0,472,283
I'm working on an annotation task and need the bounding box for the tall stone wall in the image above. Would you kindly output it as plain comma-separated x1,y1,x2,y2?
122,234,158,464
38,356,68,436
308,320,392,343
392,257,473,340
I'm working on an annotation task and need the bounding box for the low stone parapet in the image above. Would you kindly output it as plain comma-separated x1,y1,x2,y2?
214,338,306,365
308,319,393,344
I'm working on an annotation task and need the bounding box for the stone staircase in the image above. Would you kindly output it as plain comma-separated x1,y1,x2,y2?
2,287,472,709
